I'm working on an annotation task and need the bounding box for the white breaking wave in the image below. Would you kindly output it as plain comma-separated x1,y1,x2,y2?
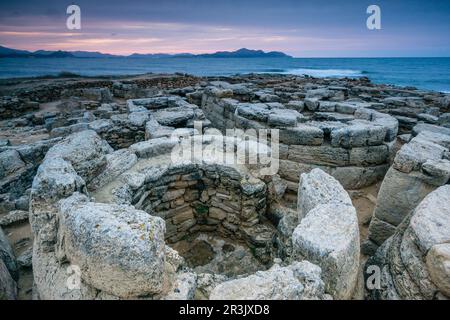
281,68,364,78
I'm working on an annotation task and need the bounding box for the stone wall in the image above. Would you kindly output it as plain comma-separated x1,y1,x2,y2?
0,96,39,120
365,185,450,300
87,96,209,149
201,86,398,196
363,130,450,255
1,75,200,104
113,162,275,265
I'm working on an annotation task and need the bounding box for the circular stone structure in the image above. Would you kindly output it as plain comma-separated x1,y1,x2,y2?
29,129,281,299
29,128,362,300
201,85,399,196
92,137,277,268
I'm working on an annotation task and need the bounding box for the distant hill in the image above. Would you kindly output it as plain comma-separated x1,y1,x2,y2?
34,50,75,58
0,46,75,58
70,51,117,58
0,46,31,57
196,48,291,58
0,45,292,59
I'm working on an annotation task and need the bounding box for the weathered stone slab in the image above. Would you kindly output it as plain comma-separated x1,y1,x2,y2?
288,145,349,166
0,259,17,300
45,130,113,182
0,150,25,179
426,243,450,297
59,194,166,297
210,261,327,300
236,103,271,122
409,185,450,253
331,122,387,148
412,123,450,137
297,168,352,222
130,137,178,158
292,203,359,300
279,125,324,146
370,167,434,228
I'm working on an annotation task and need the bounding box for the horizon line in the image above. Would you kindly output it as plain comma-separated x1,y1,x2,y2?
2,45,450,59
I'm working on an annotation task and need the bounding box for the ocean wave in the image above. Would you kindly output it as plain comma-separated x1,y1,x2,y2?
278,68,365,78
261,68,286,73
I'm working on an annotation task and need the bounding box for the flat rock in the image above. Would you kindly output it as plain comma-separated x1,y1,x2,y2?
130,137,178,158
210,261,327,300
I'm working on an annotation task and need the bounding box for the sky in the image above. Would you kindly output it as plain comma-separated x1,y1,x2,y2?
0,0,449,57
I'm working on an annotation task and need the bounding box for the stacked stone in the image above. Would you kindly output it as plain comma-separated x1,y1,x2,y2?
365,185,450,300
209,169,360,300
374,93,450,133
112,81,160,99
107,153,275,266
61,87,113,103
86,96,207,149
364,130,450,255
4,74,199,104
201,84,398,195
0,96,39,119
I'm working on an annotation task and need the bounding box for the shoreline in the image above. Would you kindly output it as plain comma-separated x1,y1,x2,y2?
0,71,449,95
1,57,449,93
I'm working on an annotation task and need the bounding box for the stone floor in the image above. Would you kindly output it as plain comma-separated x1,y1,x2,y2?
171,233,268,277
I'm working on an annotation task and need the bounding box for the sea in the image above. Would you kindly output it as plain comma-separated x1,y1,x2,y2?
0,57,449,93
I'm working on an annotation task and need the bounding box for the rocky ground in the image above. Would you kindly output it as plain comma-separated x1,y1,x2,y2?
0,73,449,300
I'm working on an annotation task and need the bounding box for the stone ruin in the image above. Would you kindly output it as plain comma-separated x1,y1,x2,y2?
1,73,449,300
201,81,398,196
29,128,360,299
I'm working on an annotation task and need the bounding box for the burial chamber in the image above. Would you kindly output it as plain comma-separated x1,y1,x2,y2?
29,128,361,300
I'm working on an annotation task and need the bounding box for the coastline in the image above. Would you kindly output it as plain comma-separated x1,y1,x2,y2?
1,57,449,93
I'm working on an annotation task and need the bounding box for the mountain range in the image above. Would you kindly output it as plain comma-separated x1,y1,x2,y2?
0,46,291,59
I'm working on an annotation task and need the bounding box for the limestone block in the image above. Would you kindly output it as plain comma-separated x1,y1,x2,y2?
279,125,324,146
58,194,166,297
297,168,352,221
210,261,327,300
292,203,359,299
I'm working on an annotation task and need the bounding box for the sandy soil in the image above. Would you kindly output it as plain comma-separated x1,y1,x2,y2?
350,182,381,246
